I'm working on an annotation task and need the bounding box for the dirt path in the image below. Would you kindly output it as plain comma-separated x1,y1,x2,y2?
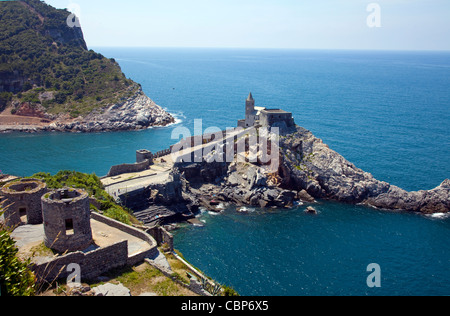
0,114,51,126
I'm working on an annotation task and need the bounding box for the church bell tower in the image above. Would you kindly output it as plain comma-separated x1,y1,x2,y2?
246,92,255,116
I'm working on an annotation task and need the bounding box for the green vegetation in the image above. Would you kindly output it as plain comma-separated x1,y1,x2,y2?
30,170,137,225
87,263,197,297
223,285,240,296
2,171,239,297
0,0,138,117
0,213,36,296
0,91,13,112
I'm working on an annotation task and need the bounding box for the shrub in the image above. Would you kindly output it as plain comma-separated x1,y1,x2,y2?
222,285,240,296
0,218,36,296
54,92,67,104
31,171,134,225
103,207,131,225
0,92,13,112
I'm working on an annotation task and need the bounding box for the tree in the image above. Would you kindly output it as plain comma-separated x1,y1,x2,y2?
0,92,12,112
54,92,67,104
22,81,32,92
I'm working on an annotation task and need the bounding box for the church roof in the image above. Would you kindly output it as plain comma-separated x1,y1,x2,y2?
262,109,291,114
247,92,254,101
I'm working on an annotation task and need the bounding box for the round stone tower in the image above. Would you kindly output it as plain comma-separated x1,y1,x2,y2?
0,179,47,228
41,188,93,253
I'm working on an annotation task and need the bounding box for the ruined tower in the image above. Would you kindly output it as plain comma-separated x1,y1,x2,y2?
0,179,47,228
41,188,93,253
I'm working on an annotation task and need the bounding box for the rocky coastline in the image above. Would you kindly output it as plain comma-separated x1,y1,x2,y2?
279,126,450,214
154,125,449,220
0,87,175,133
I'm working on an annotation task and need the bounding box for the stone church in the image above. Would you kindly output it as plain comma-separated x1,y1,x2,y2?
237,93,295,130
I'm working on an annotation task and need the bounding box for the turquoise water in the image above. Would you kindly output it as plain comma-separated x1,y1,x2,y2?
0,49,449,295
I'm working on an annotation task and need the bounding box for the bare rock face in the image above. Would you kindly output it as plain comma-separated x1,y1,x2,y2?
173,125,448,214
83,88,174,130
49,88,175,132
281,126,450,214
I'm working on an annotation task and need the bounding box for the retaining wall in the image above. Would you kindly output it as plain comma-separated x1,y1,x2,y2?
33,212,158,284
107,160,150,177
90,212,158,266
32,240,128,283
146,226,174,252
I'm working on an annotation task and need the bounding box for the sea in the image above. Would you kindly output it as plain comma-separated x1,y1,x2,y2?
1,48,449,296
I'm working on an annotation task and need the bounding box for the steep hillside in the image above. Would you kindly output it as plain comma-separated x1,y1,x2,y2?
0,0,174,131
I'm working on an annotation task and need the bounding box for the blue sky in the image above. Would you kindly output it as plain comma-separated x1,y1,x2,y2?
44,0,450,50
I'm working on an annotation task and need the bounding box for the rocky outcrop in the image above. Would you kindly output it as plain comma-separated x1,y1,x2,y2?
0,87,175,133
65,87,175,132
173,125,449,214
176,161,300,210
280,126,450,214
365,180,450,214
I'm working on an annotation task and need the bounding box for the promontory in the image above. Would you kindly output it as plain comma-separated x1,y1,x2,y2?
0,0,174,133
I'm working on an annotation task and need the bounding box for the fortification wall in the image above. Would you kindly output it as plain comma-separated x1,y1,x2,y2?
154,148,172,159
107,159,150,177
32,240,128,283
0,179,47,228
90,212,158,266
33,212,158,283
146,226,174,252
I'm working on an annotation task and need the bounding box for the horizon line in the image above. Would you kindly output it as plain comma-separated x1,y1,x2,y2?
88,46,450,53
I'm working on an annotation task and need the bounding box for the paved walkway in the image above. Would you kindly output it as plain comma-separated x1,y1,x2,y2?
101,159,174,200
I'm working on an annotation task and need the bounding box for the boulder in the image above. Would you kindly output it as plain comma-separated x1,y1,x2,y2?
92,283,131,297
305,206,318,214
297,190,315,203
263,189,280,202
274,190,296,208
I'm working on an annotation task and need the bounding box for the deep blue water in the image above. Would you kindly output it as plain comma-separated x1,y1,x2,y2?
0,48,449,295
174,205,450,296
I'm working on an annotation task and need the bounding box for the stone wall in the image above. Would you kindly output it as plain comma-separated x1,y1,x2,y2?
32,240,128,284
41,188,93,253
0,179,47,228
90,212,158,266
154,148,172,159
33,212,158,284
146,226,174,252
107,159,150,177
259,111,295,130
136,149,154,164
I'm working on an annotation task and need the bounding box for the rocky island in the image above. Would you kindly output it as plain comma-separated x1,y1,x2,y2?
0,0,174,133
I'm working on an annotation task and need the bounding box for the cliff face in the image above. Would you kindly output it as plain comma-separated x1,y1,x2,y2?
279,126,450,214
176,126,449,215
0,0,174,132
0,0,88,94
46,86,175,132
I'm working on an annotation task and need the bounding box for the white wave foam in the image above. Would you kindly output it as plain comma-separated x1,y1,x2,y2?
170,111,186,125
237,207,257,213
427,213,450,220
216,203,227,210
